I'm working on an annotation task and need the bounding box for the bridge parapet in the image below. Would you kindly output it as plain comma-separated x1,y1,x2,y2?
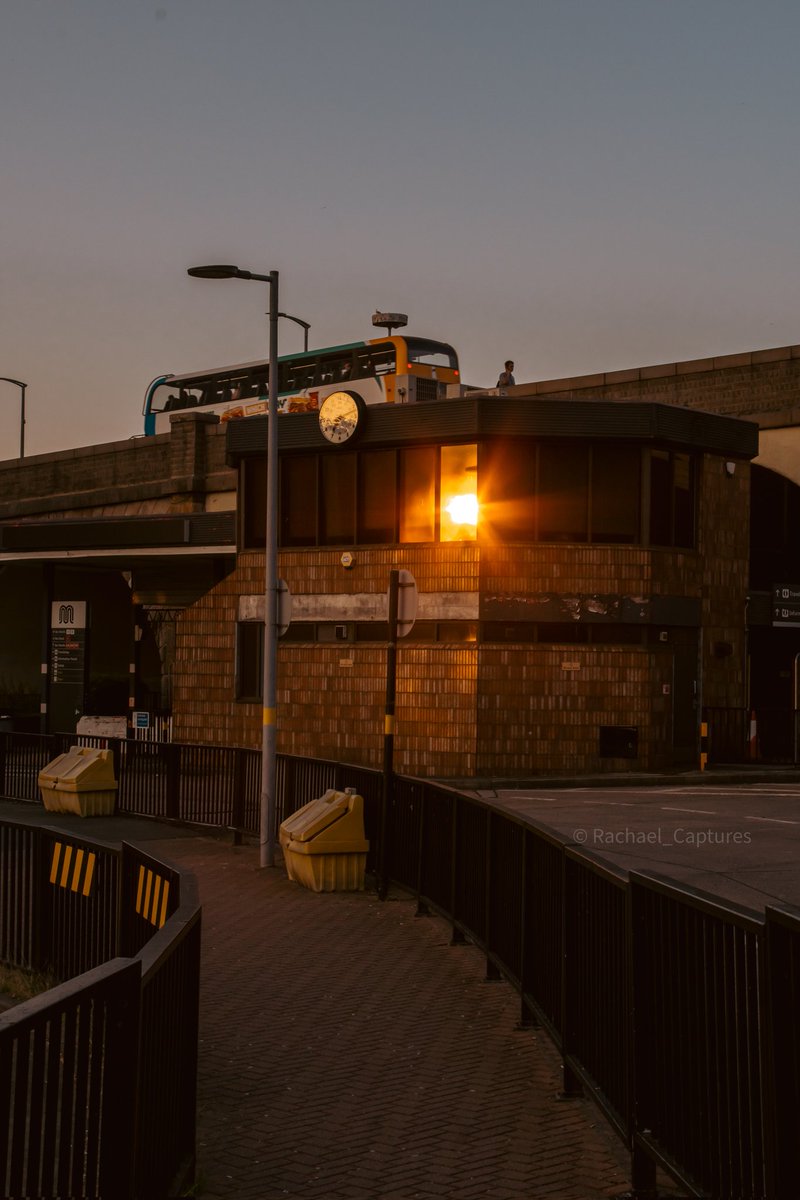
0,412,235,521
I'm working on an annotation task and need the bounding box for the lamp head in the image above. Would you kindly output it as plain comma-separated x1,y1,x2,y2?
187,264,245,280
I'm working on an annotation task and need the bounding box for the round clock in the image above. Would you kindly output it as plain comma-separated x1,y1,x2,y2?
318,390,365,445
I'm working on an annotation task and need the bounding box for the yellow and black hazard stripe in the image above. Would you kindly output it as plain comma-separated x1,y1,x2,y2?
50,841,97,897
135,864,171,929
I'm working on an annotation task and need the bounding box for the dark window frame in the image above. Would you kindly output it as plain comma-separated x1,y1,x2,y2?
242,438,696,552
235,621,263,701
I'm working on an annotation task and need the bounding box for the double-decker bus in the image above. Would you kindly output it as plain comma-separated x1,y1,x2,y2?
143,335,460,436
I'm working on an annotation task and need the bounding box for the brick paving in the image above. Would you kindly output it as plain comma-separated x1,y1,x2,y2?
146,832,634,1200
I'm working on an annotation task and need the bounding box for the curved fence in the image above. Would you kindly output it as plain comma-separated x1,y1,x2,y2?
0,817,200,1200
383,777,800,1200
0,731,382,856
3,730,800,1196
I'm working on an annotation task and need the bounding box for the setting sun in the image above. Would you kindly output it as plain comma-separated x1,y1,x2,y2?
444,493,479,526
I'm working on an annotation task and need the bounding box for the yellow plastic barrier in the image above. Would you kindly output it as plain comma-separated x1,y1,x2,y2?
279,788,369,892
38,746,118,817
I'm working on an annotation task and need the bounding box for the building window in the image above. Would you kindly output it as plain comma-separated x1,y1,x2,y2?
649,450,695,548
536,622,590,644
480,441,536,541
320,454,356,545
399,446,437,542
482,621,539,642
235,622,263,700
480,440,640,545
241,461,267,549
358,450,397,543
673,454,694,548
273,443,477,547
481,622,645,644
440,444,478,542
253,439,692,551
591,444,640,543
436,620,478,642
750,465,800,589
278,622,316,642
280,454,317,547
538,443,589,542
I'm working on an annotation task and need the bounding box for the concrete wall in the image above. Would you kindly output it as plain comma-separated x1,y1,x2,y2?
513,344,800,423
0,412,236,521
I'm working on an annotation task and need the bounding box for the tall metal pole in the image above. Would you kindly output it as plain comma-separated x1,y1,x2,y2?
261,271,280,867
0,378,27,458
187,264,298,867
380,568,400,900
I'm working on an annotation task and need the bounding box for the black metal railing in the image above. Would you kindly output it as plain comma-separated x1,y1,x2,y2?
6,730,800,1195
0,732,383,858
704,705,800,765
630,872,765,1198
0,818,200,1200
381,776,800,1199
0,957,142,1199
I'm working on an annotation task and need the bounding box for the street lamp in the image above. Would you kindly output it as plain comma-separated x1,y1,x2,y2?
279,312,310,353
187,263,280,868
0,378,27,459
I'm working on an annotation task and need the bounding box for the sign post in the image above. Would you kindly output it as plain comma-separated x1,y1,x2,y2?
50,601,87,733
380,570,417,900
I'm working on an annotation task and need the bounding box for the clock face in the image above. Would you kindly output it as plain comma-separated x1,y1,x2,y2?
318,390,364,444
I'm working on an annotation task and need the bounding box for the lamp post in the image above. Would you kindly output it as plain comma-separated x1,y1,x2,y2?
187,263,280,867
0,378,27,459
278,312,310,353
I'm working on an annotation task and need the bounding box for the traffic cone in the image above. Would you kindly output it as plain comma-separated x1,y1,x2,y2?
747,710,758,761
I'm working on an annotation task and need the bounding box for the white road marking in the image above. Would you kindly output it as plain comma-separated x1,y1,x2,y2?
661,806,716,815
743,815,800,825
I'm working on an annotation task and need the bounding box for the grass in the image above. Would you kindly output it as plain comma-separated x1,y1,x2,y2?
0,962,57,1003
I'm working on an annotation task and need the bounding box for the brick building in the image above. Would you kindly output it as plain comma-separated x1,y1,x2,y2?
172,395,756,777
7,342,800,776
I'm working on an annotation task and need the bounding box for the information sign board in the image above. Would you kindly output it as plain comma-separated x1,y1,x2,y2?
772,584,800,627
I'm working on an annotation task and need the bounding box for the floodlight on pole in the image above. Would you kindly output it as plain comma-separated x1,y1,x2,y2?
187,262,281,868
0,378,27,459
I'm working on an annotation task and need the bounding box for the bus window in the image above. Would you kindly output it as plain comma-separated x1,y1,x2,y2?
177,386,202,409
370,346,397,376
303,361,320,388
354,351,376,378
405,338,459,372
144,335,460,434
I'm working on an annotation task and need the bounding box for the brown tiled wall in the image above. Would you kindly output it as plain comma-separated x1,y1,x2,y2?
477,541,685,775
172,552,260,748
480,543,655,594
173,447,749,778
280,543,480,595
476,644,673,775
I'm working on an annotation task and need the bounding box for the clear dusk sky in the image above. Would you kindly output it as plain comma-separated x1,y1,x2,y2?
2,0,800,457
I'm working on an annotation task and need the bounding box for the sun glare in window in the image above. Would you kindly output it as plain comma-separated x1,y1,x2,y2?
440,444,478,541
445,493,478,525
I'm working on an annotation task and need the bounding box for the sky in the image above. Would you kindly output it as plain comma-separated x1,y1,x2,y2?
3,0,800,457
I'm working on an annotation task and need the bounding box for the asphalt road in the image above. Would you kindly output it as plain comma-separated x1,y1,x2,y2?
4,780,800,915
478,782,800,914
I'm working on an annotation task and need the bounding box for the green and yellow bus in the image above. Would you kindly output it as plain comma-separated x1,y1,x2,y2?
143,335,460,435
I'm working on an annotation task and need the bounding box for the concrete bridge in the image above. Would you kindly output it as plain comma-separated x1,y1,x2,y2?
0,412,237,732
